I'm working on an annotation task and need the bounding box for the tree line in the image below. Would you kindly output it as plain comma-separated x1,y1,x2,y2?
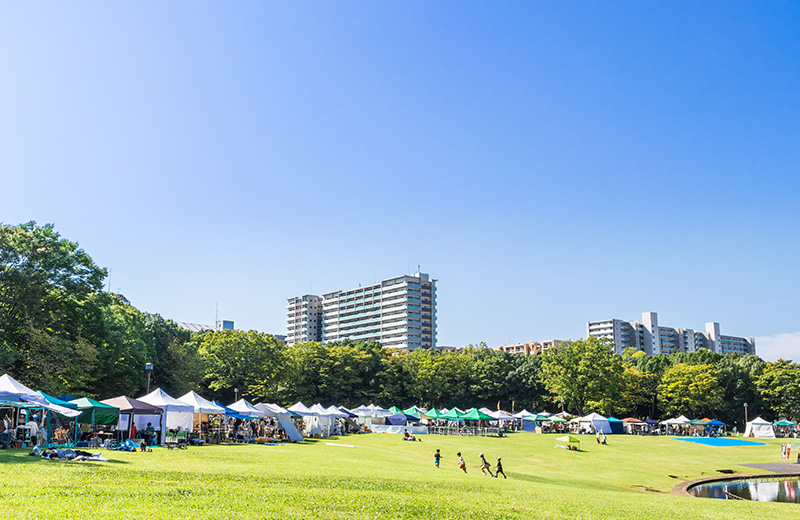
1,222,798,428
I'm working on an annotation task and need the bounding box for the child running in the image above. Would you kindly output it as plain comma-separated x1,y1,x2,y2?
434,449,441,468
479,453,495,477
494,457,506,479
457,452,467,473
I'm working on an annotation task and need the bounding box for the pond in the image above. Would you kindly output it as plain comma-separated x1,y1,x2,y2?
689,476,800,502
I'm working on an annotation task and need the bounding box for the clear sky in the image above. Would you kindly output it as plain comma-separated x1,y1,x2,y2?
2,2,798,360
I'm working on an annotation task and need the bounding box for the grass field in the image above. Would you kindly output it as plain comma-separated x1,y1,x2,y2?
1,433,798,519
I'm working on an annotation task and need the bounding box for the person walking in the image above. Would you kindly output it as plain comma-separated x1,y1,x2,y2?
494,457,507,479
434,449,441,468
457,452,467,473
479,453,494,477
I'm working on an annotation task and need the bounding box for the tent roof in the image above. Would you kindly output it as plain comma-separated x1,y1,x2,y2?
622,417,645,423
403,406,427,416
774,419,796,426
178,391,226,414
228,398,264,417
101,396,162,414
687,419,708,425
514,409,536,419
37,391,78,409
748,416,772,425
580,412,608,421
72,397,120,425
138,388,194,413
309,403,333,416
607,417,623,423
461,408,494,421
325,405,349,418
211,401,253,419
255,403,291,417
288,401,314,416
0,374,39,400
492,410,515,420
705,419,726,426
440,408,465,420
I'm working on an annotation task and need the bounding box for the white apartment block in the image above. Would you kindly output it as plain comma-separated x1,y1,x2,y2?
287,272,437,350
286,295,322,344
587,311,756,356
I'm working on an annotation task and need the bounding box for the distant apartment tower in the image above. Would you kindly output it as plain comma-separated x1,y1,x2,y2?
495,340,568,356
286,295,322,344
287,272,437,350
587,312,755,356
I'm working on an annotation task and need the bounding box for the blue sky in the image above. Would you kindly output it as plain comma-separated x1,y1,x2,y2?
2,2,798,360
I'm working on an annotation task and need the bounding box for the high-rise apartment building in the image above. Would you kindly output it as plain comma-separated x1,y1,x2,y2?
587,312,755,356
286,295,322,344
286,272,437,350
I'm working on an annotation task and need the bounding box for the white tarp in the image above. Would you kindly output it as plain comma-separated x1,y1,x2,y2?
371,425,428,435
138,388,195,442
276,414,303,442
177,391,225,415
744,417,776,439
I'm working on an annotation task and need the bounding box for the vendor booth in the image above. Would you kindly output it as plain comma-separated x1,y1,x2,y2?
138,388,194,443
101,396,163,443
744,417,776,439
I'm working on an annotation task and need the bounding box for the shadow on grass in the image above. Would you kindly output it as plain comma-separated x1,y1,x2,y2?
0,449,129,465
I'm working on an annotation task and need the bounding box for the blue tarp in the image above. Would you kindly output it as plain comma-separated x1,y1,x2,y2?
57,394,77,402
385,413,407,426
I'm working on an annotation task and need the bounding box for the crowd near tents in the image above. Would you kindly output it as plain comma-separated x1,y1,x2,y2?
1,372,798,450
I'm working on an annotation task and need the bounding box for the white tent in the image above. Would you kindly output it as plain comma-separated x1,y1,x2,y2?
661,415,690,425
288,401,314,416
744,417,776,439
228,398,264,417
310,403,334,437
0,374,39,401
492,410,515,421
178,391,226,415
138,388,195,442
579,413,611,434
326,405,349,418
514,409,536,419
535,411,553,417
0,374,79,418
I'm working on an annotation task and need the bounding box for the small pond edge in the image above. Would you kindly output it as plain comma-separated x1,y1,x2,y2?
672,471,800,498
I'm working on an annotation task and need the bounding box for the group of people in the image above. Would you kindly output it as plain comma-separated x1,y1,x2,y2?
434,449,506,478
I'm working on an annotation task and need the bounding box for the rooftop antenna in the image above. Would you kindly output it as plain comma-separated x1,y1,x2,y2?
106,269,111,292
215,302,219,331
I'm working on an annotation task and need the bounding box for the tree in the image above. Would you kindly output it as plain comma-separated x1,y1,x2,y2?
755,360,800,420
657,363,723,417
506,354,545,412
0,221,106,391
199,330,284,401
539,337,624,416
469,349,515,408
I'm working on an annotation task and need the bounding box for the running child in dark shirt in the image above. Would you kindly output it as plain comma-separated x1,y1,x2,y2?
494,457,506,479
434,449,441,468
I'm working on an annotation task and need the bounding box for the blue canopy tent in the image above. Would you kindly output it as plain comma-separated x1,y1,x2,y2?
212,401,255,420
607,417,625,435
57,395,77,402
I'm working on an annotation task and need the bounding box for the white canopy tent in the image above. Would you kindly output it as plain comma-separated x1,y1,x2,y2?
513,409,536,419
0,374,79,418
178,391,225,415
326,405,349,418
491,410,515,421
139,388,195,443
744,417,776,439
579,413,611,434
228,398,265,417
309,403,334,437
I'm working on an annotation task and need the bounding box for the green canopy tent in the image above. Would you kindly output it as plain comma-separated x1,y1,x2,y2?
461,408,494,421
546,417,568,423
73,397,120,427
774,420,796,426
422,408,444,420
388,406,404,414
440,408,465,420
403,406,426,418
555,435,580,450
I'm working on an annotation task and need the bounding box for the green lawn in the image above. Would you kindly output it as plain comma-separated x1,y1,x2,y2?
0,433,797,519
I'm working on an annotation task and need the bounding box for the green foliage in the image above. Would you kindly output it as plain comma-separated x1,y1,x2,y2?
540,337,624,416
199,330,284,401
755,359,800,420
657,363,723,417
